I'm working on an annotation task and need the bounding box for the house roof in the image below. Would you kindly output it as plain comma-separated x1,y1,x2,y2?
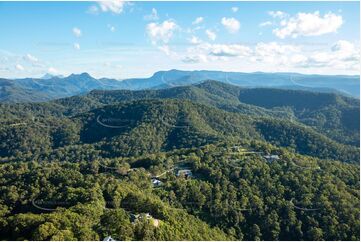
103,236,115,241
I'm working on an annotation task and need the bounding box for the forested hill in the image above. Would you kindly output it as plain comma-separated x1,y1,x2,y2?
50,80,358,146
0,99,358,164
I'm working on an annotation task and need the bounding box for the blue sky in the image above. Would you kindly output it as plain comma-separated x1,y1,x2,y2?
0,1,359,79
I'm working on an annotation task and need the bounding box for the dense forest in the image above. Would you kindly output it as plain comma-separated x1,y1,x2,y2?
0,80,359,240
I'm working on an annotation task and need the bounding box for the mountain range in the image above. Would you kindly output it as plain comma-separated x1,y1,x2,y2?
0,70,359,102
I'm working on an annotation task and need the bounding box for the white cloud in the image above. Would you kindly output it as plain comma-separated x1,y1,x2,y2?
273,11,343,39
290,54,308,65
205,29,216,41
73,43,81,50
250,40,359,71
72,27,82,37
144,8,159,21
192,17,204,25
268,11,287,18
178,40,359,73
107,24,116,32
24,54,38,63
91,0,126,14
87,5,99,14
15,64,24,71
254,42,301,65
157,45,179,59
48,67,58,74
158,45,171,56
182,54,208,63
189,36,201,45
307,40,359,69
146,20,178,44
208,44,252,57
182,42,252,63
331,40,356,60
231,7,239,13
221,17,240,33
259,21,272,27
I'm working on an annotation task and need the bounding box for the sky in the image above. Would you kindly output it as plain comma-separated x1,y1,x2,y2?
0,0,359,79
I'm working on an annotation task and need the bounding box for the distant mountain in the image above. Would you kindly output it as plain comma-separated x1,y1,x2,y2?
122,70,360,97
0,70,359,102
0,73,125,102
40,73,64,80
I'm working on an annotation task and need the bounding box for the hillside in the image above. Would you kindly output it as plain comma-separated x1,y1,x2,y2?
51,80,359,146
0,99,358,164
0,140,358,240
0,83,359,240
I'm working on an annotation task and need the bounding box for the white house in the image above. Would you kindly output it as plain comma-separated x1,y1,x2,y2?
176,169,193,178
263,155,280,162
151,178,162,187
103,236,115,241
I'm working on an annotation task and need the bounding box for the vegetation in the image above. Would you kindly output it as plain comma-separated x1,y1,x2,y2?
0,80,359,240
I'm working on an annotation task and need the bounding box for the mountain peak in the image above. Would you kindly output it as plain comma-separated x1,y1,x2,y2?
68,72,93,79
41,73,64,79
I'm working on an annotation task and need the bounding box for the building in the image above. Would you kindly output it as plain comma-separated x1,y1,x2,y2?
151,178,162,187
103,236,115,241
263,155,280,162
131,213,153,223
176,169,193,178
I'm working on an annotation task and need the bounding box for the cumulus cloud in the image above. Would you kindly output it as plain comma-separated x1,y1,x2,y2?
306,40,359,69
73,43,80,50
72,27,82,37
24,54,38,63
146,20,178,44
157,45,178,59
231,7,239,13
221,17,240,33
192,17,204,25
189,36,201,45
209,44,252,57
259,21,272,27
89,0,126,14
181,42,252,64
255,42,300,57
15,64,24,71
144,8,159,21
182,54,208,63
253,42,301,65
273,11,343,39
331,40,357,60
268,11,287,19
205,29,216,41
48,67,58,74
158,45,171,56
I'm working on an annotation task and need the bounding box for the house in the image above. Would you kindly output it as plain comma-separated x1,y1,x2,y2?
151,178,162,187
103,236,115,241
263,155,280,162
176,169,193,178
131,213,153,223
